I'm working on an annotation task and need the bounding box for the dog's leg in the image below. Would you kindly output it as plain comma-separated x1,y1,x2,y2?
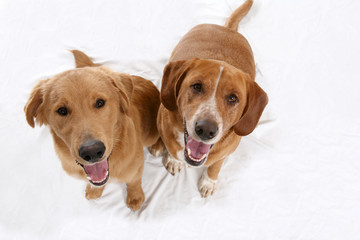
148,137,165,157
162,150,184,176
198,159,225,198
85,184,105,200
126,177,145,211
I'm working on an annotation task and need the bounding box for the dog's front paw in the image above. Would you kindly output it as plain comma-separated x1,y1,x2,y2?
126,190,145,211
198,171,217,198
85,184,104,200
162,153,184,175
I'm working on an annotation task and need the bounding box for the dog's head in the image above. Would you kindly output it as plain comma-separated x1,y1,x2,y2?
24,50,133,186
161,58,268,167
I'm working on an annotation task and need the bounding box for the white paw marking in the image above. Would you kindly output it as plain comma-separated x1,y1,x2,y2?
154,150,162,157
198,170,217,198
162,152,184,175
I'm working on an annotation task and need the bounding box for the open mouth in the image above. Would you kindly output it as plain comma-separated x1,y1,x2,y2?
77,157,110,186
184,121,214,167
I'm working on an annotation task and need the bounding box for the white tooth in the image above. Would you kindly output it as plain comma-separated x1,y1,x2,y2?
187,148,191,156
189,155,199,162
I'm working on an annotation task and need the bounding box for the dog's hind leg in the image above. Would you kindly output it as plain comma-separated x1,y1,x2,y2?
148,137,165,157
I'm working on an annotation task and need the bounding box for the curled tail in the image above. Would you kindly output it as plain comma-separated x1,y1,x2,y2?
224,0,253,31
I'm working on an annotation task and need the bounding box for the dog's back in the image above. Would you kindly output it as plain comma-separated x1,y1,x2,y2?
169,0,255,79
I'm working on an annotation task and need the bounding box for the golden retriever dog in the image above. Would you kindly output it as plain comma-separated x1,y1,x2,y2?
157,0,268,197
25,50,160,211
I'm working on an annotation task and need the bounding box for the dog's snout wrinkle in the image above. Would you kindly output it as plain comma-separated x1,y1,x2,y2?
195,119,218,141
79,140,106,163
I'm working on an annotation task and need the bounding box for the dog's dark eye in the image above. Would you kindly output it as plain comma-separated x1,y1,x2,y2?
191,83,202,93
227,94,238,104
57,107,68,116
95,99,106,108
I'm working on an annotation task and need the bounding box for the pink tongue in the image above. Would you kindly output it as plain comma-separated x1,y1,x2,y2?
186,136,211,159
83,158,108,182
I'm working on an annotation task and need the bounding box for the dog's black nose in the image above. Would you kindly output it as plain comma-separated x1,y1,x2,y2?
195,120,218,141
79,140,106,163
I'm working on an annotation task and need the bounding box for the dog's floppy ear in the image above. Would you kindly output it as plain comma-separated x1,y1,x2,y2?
24,79,49,128
234,80,268,136
111,73,134,114
70,50,99,68
161,59,196,111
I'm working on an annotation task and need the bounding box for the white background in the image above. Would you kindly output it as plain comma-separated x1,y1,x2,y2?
1,0,360,239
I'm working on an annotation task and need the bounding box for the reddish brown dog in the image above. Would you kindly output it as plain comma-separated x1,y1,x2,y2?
25,50,160,211
157,0,268,197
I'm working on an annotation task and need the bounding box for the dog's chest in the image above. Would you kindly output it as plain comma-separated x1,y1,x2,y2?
176,130,185,148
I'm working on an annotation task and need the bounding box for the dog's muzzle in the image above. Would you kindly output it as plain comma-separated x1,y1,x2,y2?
76,140,110,186
184,120,215,167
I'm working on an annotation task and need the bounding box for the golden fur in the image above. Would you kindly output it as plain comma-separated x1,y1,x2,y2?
25,50,160,211
157,0,268,197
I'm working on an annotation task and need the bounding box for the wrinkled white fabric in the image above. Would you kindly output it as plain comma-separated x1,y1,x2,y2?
1,0,360,239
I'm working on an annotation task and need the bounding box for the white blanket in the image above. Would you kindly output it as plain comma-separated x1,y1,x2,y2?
1,0,360,239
